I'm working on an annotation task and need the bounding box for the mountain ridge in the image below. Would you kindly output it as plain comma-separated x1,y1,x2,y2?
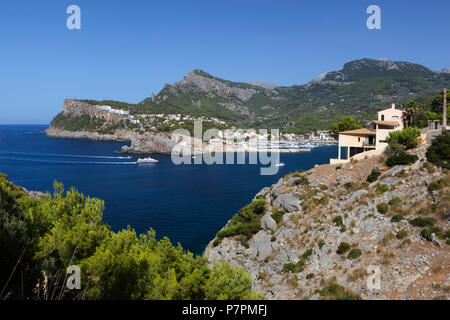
138,58,450,133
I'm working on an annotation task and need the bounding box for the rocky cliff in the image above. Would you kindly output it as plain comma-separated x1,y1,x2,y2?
205,144,450,300
46,99,175,154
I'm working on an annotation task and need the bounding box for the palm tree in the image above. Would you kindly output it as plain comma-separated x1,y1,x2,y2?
404,100,418,127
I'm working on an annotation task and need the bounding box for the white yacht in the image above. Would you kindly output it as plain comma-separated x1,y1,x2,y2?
137,156,158,164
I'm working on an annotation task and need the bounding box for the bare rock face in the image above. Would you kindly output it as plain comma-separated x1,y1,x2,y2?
46,127,174,154
205,144,450,300
261,213,277,232
46,99,175,154
273,193,302,213
62,99,125,123
176,69,258,102
120,134,175,154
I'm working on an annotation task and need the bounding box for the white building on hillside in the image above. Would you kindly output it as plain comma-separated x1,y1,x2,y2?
330,103,405,164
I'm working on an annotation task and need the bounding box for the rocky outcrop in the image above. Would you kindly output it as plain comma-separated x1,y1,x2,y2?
46,99,175,154
45,127,174,154
62,99,125,123
205,144,450,300
175,69,259,102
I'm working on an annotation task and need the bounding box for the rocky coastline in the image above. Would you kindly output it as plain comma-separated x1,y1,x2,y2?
45,127,174,154
204,144,450,300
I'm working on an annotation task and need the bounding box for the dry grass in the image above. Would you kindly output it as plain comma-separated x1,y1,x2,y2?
381,231,396,247
381,252,395,265
397,238,411,249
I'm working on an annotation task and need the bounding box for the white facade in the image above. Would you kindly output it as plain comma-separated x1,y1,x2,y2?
330,103,405,164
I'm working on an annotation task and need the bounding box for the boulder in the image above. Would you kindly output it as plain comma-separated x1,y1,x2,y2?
261,213,277,231
285,177,302,187
273,192,302,213
270,185,284,201
251,231,276,260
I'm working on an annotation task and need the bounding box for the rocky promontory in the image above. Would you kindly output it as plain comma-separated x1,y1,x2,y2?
45,127,174,154
45,99,175,154
205,144,450,300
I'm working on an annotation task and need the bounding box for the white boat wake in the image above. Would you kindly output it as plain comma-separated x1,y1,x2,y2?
0,151,132,159
0,156,137,165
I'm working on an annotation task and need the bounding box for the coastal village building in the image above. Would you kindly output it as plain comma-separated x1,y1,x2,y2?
330,103,405,164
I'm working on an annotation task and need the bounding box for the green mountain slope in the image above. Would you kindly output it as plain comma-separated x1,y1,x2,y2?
50,58,450,135
137,58,450,133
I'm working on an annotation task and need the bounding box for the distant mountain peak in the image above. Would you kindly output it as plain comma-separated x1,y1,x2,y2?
438,67,450,74
186,68,213,78
308,58,434,84
247,80,278,90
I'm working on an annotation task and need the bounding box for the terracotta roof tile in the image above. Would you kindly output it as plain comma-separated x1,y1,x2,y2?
339,128,376,136
372,120,399,126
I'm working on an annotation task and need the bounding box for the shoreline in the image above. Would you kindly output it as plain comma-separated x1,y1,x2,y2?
45,126,336,155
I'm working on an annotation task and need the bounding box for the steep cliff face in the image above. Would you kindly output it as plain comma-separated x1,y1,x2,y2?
61,99,125,123
205,144,450,300
46,99,174,154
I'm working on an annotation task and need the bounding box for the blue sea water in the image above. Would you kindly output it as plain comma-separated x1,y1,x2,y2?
0,125,337,254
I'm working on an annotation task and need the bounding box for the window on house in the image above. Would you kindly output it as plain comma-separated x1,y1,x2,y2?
381,115,385,121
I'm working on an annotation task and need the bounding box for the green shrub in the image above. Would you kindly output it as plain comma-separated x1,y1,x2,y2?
271,236,277,242
388,197,401,206
386,152,418,167
430,203,438,213
332,216,346,232
409,217,434,227
391,215,404,223
428,179,447,193
215,199,267,245
318,241,325,249
302,249,313,260
366,170,381,183
376,185,389,194
344,182,353,189
426,134,450,169
337,242,350,254
306,273,315,279
347,248,362,260
282,260,305,273
386,127,421,150
335,165,342,170
396,230,408,239
420,226,444,241
271,209,286,224
377,203,389,214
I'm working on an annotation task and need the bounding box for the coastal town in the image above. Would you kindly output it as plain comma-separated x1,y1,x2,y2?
47,99,337,155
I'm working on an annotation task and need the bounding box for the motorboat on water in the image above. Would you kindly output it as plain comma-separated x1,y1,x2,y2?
137,156,158,164
275,162,285,167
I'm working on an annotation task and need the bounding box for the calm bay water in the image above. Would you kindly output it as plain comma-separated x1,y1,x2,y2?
0,125,337,254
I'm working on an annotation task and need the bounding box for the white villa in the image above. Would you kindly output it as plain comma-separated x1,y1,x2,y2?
330,103,405,164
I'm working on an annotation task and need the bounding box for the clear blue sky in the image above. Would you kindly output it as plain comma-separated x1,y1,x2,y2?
0,0,449,123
